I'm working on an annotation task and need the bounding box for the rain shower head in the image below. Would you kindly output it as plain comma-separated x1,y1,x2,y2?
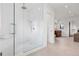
21,3,27,10
22,6,27,9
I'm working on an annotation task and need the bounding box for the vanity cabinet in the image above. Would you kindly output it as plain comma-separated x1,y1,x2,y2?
55,30,62,37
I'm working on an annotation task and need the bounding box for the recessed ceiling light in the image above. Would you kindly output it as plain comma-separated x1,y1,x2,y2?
69,10,71,14
38,8,41,10
64,5,68,8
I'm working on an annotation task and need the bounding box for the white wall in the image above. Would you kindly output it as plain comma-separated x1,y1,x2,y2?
54,17,78,37
56,19,69,37
45,4,55,44
70,17,79,35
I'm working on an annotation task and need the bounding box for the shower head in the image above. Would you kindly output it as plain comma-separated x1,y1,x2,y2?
21,3,27,10
21,6,27,9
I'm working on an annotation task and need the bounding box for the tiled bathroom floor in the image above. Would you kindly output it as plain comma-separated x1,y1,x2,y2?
28,37,79,56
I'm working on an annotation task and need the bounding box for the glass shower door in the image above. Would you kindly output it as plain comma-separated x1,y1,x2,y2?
15,3,43,55
0,3,14,56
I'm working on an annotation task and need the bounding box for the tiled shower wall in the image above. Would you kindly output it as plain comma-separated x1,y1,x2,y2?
15,3,45,55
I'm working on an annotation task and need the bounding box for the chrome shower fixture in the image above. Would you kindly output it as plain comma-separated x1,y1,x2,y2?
21,3,27,10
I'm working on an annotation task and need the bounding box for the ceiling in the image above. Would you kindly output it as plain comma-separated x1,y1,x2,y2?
48,3,79,20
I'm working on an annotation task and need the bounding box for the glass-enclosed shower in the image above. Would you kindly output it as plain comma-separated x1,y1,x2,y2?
0,3,46,56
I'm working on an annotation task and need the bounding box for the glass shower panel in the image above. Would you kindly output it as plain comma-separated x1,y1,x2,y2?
15,3,24,55
15,3,43,55
0,3,14,56
23,3,43,53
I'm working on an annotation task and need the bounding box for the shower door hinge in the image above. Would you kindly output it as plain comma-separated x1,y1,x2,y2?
0,52,2,56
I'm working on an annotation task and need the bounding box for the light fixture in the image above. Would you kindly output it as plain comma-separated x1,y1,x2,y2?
64,5,68,8
69,10,72,14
